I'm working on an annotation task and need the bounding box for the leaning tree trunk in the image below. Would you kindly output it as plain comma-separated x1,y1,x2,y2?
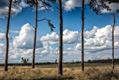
81,0,85,71
58,0,63,76
32,0,38,68
112,14,116,71
5,0,13,71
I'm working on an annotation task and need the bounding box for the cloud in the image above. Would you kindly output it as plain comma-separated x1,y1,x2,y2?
64,0,90,11
90,0,119,14
76,25,119,52
0,23,44,63
40,29,79,44
1,24,119,63
0,0,26,17
0,33,5,40
65,0,119,13
64,0,81,11
13,23,43,49
8,47,58,63
19,0,28,8
0,0,52,17
0,0,8,7
105,2,119,13
40,32,59,44
63,29,79,44
9,48,33,59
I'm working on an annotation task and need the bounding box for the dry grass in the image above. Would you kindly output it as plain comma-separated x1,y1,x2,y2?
0,65,119,80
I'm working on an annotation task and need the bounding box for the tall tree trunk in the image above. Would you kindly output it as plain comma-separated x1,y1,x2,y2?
58,0,63,76
5,0,13,71
32,0,38,68
112,14,115,71
81,0,85,71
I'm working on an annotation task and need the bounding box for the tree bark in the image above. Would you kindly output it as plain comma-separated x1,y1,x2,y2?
5,0,13,71
112,14,115,71
58,0,63,76
81,0,85,72
32,0,38,68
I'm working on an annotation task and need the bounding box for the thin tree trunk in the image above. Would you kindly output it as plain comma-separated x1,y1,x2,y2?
81,0,85,71
32,0,38,68
112,14,115,71
5,0,13,71
58,0,63,76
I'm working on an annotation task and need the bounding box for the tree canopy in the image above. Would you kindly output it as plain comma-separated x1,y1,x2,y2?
89,0,119,15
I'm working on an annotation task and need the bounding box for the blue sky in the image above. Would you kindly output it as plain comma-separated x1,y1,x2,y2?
0,5,119,35
0,0,119,63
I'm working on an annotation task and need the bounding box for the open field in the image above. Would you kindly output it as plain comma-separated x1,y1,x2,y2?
0,63,119,80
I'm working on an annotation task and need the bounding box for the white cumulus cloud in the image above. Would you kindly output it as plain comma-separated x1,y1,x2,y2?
1,24,119,63
40,32,59,44
64,0,90,11
76,25,119,52
40,29,79,44
63,29,79,44
13,23,43,49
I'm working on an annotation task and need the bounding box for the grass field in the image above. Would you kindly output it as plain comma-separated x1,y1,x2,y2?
0,63,119,80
